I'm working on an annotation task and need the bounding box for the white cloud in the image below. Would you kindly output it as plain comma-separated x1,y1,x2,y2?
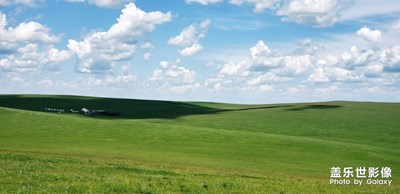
140,42,154,50
275,55,313,76
185,0,223,5
0,11,6,28
88,0,132,8
213,17,267,31
248,41,315,76
190,0,400,28
0,0,40,7
248,41,280,71
140,42,154,61
0,43,71,72
0,13,70,72
38,79,54,87
295,38,321,55
380,45,400,72
276,0,342,27
85,64,136,88
48,47,71,63
315,85,338,94
169,83,201,93
206,31,399,97
179,43,203,56
220,61,250,76
206,40,316,93
285,87,300,94
247,72,292,85
148,60,200,93
211,82,222,91
67,3,171,73
64,0,132,8
196,0,344,26
363,64,383,77
326,67,358,82
341,46,375,69
392,19,400,30
0,12,59,44
308,68,330,83
168,25,197,46
259,84,273,92
104,65,136,85
341,0,400,21
168,19,211,56
229,0,280,13
64,0,84,2
357,27,381,42
143,52,152,61
250,40,271,59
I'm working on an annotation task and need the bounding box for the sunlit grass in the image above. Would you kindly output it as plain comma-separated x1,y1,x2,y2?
0,95,399,193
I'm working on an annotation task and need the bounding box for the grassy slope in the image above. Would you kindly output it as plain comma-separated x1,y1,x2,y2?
0,95,399,193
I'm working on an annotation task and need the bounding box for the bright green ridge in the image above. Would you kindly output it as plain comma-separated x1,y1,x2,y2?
0,95,399,193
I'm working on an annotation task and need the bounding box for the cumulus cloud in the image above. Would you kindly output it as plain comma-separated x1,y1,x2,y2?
295,38,321,55
220,61,250,76
357,27,381,42
185,0,223,5
259,84,273,92
148,60,200,93
314,85,338,94
207,40,316,92
67,3,171,73
64,0,132,8
168,19,211,56
179,43,203,56
0,0,41,7
274,55,313,76
229,0,280,13
247,72,292,86
380,45,400,72
248,40,280,71
250,40,271,59
392,19,400,30
0,43,71,72
206,33,397,94
325,67,358,82
276,0,342,27
341,46,375,70
191,0,344,26
363,64,383,77
84,64,136,88
308,68,330,83
188,0,399,28
0,12,70,72
88,0,132,8
340,0,400,22
64,0,84,2
140,42,155,61
38,79,54,87
0,12,59,44
248,40,315,76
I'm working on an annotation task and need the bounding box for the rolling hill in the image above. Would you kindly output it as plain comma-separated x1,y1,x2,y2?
0,94,399,193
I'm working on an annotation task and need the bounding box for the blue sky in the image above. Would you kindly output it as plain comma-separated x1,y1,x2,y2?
0,0,400,103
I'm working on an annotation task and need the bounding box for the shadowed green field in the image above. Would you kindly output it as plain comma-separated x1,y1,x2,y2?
0,95,399,193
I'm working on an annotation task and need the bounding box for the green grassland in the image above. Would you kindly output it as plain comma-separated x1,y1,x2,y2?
0,94,399,193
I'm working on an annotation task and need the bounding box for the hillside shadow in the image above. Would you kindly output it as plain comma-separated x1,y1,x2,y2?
286,104,342,111
0,95,340,119
0,95,224,119
225,105,293,112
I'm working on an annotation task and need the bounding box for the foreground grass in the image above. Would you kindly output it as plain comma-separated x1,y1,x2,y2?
1,151,397,193
0,95,399,193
